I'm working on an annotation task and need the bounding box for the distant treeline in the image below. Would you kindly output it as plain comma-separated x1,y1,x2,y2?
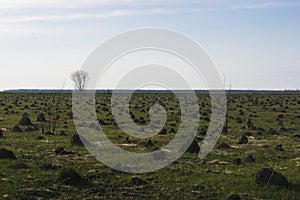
2,89,300,94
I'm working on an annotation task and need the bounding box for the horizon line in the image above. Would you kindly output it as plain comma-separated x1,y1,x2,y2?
2,88,300,93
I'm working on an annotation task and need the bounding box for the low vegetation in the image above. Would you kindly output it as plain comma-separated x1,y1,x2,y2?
0,91,300,199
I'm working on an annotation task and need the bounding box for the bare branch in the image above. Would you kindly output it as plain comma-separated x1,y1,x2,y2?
70,70,89,91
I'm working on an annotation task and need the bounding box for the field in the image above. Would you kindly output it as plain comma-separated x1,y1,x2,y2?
0,91,300,199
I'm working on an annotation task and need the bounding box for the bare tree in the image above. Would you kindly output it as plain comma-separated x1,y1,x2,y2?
70,70,89,91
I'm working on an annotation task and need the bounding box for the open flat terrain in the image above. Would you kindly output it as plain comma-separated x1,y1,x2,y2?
0,91,300,199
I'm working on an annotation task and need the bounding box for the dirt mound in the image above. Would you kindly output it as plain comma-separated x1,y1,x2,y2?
12,125,23,132
256,168,289,188
131,176,147,186
227,193,241,200
36,113,46,122
55,147,66,155
11,162,28,169
71,133,89,146
233,158,242,165
59,130,67,136
185,139,200,154
25,126,35,132
218,142,230,149
145,139,154,147
36,135,45,140
58,168,85,186
55,147,72,155
158,128,167,135
275,144,284,151
245,154,255,163
0,148,17,159
19,115,33,126
238,134,248,144
45,131,54,135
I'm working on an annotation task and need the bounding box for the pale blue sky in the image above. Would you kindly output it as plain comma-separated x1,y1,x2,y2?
0,0,299,90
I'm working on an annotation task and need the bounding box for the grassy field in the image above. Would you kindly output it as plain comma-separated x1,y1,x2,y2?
0,92,300,199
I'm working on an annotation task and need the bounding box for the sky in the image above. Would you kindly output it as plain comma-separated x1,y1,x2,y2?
0,0,300,90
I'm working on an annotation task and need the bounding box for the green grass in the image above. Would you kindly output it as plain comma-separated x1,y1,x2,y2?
0,92,300,199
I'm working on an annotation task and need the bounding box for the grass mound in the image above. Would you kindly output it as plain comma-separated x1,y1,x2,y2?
58,168,87,187
0,148,17,159
256,168,290,188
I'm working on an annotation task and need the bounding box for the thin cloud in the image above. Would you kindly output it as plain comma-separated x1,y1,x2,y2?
0,0,119,9
229,2,295,10
0,1,297,25
0,0,296,9
0,10,136,24
0,8,204,24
